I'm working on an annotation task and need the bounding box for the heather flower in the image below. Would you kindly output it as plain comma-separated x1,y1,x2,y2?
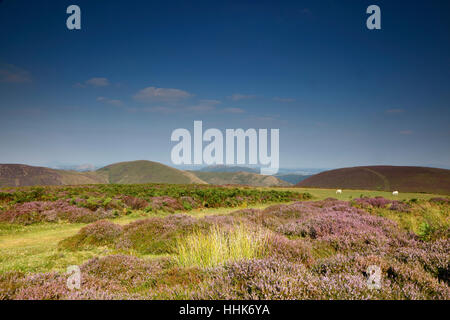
122,195,149,210
274,201,405,254
354,197,410,212
0,271,26,300
116,214,201,254
13,271,129,300
266,234,313,265
148,196,185,212
429,198,450,204
60,220,123,250
81,255,168,287
355,197,392,208
0,200,106,224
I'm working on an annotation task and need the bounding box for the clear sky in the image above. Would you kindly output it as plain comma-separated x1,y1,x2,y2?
0,0,449,169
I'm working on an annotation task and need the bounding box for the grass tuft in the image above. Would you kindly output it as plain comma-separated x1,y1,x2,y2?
175,224,268,268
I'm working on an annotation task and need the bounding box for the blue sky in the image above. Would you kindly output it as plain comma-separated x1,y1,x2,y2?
0,0,449,169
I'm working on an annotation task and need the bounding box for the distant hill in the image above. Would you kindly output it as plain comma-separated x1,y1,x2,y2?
190,171,291,187
96,160,206,184
49,163,97,172
275,174,311,185
0,161,206,187
296,166,450,195
0,161,289,187
200,165,259,173
8,162,447,192
0,164,106,187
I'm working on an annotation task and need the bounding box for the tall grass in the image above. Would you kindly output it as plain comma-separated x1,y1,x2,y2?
175,224,268,268
368,201,449,240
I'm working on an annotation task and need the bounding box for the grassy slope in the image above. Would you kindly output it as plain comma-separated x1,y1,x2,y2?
97,160,206,184
279,187,445,201
297,166,450,195
190,171,291,187
58,171,108,185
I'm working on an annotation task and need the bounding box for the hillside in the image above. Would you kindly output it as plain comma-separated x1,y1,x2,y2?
199,166,310,184
190,171,291,187
0,164,106,187
96,160,207,184
275,173,311,185
296,166,450,195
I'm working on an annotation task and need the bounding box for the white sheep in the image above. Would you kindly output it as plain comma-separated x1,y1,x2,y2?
336,189,342,195
392,191,399,196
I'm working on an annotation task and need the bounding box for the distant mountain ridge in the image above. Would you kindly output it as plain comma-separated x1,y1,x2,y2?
297,165,450,195
3,163,449,193
49,163,98,172
200,165,259,173
189,171,291,187
0,164,107,187
0,161,287,187
197,166,312,185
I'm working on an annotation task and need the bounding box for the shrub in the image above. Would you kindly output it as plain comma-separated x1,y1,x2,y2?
60,220,123,249
354,197,410,212
193,254,450,300
0,200,109,225
117,214,201,254
393,239,450,284
0,271,25,300
266,234,313,265
429,198,450,204
12,271,129,300
122,196,149,210
81,255,167,287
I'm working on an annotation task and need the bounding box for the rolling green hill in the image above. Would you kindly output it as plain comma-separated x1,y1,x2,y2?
296,165,450,195
190,171,291,187
97,160,206,184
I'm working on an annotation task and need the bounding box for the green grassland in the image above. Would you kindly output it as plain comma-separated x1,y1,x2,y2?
0,185,446,274
0,183,448,300
279,187,445,201
0,184,305,274
0,201,290,274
